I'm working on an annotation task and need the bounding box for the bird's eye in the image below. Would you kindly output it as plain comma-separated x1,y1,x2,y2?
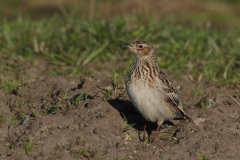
139,45,143,49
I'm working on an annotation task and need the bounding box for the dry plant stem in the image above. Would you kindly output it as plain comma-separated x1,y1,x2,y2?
226,92,240,105
89,0,95,21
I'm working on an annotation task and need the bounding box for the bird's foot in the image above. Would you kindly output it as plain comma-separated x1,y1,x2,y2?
142,134,146,141
138,131,147,142
150,137,155,143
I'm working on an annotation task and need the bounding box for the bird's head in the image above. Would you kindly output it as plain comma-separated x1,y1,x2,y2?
123,40,157,61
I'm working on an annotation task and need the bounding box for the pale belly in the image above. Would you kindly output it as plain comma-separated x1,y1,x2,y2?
126,79,175,122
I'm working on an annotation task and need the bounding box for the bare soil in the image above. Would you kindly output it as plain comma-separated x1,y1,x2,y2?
1,74,240,160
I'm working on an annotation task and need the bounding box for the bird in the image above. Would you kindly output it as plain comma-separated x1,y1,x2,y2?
124,39,191,143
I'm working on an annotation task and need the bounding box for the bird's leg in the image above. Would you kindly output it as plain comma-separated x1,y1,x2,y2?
150,119,162,143
143,119,147,141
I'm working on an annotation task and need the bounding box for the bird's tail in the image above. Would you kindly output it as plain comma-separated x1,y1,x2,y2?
176,105,192,120
183,112,192,121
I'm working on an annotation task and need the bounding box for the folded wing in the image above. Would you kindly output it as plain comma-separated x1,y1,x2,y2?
158,73,191,119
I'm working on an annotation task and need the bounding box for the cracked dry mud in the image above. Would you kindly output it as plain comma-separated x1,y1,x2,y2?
0,77,240,160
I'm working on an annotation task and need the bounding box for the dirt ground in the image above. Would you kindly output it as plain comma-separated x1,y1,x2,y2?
1,72,240,160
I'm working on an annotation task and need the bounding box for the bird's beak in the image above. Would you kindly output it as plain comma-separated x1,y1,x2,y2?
123,45,135,50
122,45,130,48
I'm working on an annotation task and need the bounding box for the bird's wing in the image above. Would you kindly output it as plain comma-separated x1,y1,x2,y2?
158,73,191,119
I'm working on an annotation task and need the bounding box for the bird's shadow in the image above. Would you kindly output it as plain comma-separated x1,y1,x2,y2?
107,98,175,139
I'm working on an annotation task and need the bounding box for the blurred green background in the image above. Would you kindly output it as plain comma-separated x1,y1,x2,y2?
0,0,240,91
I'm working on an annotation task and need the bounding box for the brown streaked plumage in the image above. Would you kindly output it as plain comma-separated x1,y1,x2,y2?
124,39,191,142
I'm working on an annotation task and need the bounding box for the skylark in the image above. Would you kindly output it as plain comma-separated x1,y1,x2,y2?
124,40,191,142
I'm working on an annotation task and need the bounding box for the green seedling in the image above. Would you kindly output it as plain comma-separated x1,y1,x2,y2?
0,79,24,93
159,152,164,159
39,122,43,127
121,113,135,132
45,105,62,114
96,113,105,119
192,87,201,97
45,91,90,114
72,147,97,159
69,92,89,106
22,138,33,154
142,136,148,145
128,129,134,139
196,92,209,109
9,114,16,126
30,110,36,119
234,132,240,136
63,87,69,102
39,80,50,96
200,156,210,160
0,111,6,124
99,86,112,99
